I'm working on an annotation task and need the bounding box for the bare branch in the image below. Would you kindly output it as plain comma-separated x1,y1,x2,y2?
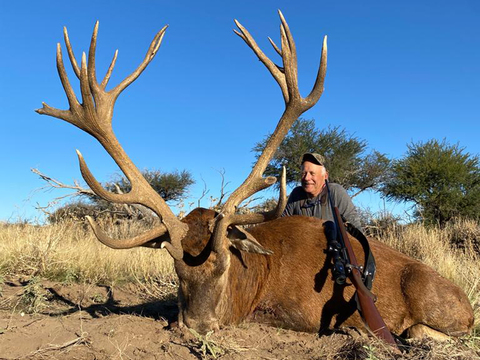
197,177,210,208
31,168,95,197
214,168,231,209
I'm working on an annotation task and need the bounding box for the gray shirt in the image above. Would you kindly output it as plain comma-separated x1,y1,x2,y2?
282,182,363,231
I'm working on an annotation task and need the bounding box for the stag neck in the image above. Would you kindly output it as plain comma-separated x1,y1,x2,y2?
218,245,271,324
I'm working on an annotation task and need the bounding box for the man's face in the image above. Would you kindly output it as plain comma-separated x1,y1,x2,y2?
301,161,328,198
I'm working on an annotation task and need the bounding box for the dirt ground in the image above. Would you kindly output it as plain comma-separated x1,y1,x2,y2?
0,278,478,360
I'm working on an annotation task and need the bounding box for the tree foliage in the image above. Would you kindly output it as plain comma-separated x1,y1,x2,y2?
105,169,194,203
381,139,480,226
252,118,391,196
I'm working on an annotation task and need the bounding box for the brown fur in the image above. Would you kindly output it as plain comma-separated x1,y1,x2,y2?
174,208,474,338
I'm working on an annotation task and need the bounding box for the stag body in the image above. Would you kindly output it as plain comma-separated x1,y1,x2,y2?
176,209,473,337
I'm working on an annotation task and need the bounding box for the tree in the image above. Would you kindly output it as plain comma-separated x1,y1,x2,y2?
252,118,391,197
381,139,480,226
105,169,194,203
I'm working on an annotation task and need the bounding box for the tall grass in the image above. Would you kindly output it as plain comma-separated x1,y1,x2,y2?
0,219,175,286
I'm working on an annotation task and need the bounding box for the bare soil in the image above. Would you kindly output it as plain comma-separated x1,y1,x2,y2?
0,277,478,360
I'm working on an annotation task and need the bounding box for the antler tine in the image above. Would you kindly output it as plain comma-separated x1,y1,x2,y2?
161,240,184,261
279,25,299,102
228,166,287,226
36,101,72,122
86,216,168,249
278,10,297,74
265,165,287,219
268,37,282,57
110,25,168,99
87,22,101,95
233,20,288,102
56,44,82,122
306,35,328,106
36,44,83,129
80,53,96,119
101,49,118,89
76,150,131,203
81,150,185,259
221,15,302,215
63,26,81,79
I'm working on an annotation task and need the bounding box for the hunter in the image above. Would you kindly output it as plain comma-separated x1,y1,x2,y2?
282,152,362,231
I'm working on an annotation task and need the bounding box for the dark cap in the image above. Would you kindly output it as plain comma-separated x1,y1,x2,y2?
301,152,326,166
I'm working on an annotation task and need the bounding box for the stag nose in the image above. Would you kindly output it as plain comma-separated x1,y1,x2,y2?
183,316,220,334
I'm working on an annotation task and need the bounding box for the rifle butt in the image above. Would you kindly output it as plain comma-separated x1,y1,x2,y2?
351,269,397,347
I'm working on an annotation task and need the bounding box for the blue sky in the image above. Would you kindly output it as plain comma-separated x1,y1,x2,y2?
1,0,479,222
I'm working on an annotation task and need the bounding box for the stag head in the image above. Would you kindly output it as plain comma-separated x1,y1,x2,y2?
37,11,327,333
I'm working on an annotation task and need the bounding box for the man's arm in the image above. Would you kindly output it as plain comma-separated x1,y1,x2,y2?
282,201,295,217
281,186,304,217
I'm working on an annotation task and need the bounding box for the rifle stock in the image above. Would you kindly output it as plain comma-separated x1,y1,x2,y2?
332,206,398,347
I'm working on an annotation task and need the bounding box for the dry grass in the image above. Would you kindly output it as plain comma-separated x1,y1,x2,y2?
0,219,176,287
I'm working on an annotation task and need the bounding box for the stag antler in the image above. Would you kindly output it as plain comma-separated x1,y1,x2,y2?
36,22,188,260
212,10,327,252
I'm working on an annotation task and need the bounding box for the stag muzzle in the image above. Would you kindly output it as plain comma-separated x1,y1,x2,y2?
182,315,220,334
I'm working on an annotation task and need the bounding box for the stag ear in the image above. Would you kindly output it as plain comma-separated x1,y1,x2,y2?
227,225,273,255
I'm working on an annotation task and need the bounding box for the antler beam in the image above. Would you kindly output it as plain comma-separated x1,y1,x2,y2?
212,10,327,252
36,22,187,260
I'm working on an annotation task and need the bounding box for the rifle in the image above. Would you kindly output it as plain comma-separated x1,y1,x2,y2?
325,180,398,347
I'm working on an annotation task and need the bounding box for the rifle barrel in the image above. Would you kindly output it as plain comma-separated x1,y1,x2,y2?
332,205,397,347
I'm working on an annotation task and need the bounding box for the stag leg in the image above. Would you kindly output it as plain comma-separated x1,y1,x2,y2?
404,324,451,341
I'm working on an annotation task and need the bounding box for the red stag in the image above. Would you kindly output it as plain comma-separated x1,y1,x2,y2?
37,12,473,340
